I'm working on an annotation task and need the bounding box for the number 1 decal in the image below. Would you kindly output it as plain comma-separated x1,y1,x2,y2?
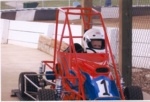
101,80,110,95
96,79,112,97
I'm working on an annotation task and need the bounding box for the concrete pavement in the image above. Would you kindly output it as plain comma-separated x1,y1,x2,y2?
1,44,150,101
1,44,53,101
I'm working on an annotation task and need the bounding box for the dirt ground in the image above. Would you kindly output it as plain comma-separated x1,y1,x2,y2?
104,16,150,29
34,16,150,29
132,68,150,94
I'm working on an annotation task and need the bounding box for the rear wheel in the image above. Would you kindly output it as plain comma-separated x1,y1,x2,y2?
18,72,39,97
37,89,55,100
124,86,143,100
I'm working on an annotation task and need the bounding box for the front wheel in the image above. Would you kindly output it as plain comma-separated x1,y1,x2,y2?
18,72,39,97
124,86,143,100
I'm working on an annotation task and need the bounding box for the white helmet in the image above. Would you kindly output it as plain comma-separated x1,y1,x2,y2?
83,28,105,53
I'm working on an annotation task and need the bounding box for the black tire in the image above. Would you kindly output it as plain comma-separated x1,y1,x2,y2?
37,89,55,100
124,86,143,100
18,72,39,97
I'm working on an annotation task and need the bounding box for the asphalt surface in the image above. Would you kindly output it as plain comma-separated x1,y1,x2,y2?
1,44,150,101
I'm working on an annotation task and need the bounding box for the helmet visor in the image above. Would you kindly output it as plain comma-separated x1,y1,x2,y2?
91,39,102,49
91,39,103,49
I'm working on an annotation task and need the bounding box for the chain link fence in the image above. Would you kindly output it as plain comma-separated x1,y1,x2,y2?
92,0,150,94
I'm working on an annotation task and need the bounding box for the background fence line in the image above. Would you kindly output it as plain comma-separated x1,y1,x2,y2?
1,0,150,10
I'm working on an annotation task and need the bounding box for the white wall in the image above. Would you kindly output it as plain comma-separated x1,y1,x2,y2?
0,19,10,43
0,19,54,48
58,9,80,20
15,10,36,21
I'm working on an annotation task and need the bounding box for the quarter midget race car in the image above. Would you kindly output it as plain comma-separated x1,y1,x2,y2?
11,7,143,100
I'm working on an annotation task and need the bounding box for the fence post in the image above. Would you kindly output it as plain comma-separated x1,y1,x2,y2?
81,0,92,34
119,0,132,86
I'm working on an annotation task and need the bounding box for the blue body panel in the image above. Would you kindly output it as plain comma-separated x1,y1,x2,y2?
45,71,55,80
83,72,121,100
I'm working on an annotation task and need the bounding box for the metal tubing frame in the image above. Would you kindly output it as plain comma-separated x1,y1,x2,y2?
48,7,125,100
23,73,56,100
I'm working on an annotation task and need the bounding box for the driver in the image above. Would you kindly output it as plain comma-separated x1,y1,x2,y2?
83,28,105,53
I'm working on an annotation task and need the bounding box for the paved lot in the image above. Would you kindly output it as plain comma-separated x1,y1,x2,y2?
1,44,150,101
1,44,53,101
